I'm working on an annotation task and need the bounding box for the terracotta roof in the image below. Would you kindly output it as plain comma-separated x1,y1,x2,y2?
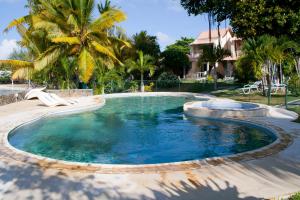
191,28,232,45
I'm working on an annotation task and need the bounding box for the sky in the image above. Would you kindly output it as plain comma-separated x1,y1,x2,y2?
0,0,224,59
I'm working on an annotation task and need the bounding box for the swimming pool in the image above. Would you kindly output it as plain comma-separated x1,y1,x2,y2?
8,96,276,164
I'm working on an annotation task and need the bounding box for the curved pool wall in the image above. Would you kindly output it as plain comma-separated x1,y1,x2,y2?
184,100,268,118
8,95,277,165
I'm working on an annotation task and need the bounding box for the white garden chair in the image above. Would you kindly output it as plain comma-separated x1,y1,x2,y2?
240,81,262,94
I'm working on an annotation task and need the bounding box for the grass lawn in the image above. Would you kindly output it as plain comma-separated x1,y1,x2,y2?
211,89,300,106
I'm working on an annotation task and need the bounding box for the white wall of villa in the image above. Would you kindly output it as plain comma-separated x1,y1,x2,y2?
187,28,242,80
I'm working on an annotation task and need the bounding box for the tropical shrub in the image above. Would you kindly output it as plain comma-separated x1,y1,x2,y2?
235,56,259,83
125,51,156,92
0,71,11,84
128,81,139,92
157,72,180,88
206,75,214,83
289,192,300,200
161,37,194,77
288,75,300,96
144,82,155,92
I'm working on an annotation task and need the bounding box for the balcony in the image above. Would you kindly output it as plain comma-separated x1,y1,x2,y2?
188,52,202,62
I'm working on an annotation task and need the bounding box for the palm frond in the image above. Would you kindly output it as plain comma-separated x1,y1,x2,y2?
4,16,28,32
90,9,126,32
12,67,33,80
91,41,119,62
34,47,61,70
0,60,34,69
51,37,80,45
78,48,95,82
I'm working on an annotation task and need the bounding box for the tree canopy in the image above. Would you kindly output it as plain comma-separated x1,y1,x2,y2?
1,0,129,84
180,0,300,40
161,37,194,77
132,31,160,59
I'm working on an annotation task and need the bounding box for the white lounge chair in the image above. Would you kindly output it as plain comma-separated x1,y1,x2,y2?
37,92,71,107
25,87,47,100
240,81,262,94
26,89,78,104
49,93,78,105
264,83,286,95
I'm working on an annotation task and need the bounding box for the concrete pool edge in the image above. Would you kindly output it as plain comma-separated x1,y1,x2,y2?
1,92,294,174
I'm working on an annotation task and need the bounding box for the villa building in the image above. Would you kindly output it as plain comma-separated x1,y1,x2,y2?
187,28,242,80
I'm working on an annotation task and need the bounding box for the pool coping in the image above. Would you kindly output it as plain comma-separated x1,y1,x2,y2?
1,92,295,174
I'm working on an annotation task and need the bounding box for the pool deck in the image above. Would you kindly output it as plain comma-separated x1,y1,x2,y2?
0,93,300,200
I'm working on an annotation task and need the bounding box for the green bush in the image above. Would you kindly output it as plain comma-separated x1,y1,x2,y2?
0,76,11,84
207,75,214,83
289,192,300,200
157,72,180,88
288,75,300,96
126,81,139,92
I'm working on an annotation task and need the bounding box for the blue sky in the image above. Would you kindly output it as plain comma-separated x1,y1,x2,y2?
0,0,223,59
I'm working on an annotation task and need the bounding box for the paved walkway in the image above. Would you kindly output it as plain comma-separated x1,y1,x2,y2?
0,93,300,200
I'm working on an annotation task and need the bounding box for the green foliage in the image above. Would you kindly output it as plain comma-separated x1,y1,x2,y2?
132,31,160,59
206,75,214,83
289,192,300,200
231,0,300,39
92,59,125,94
126,51,156,79
2,0,129,87
125,81,139,92
144,82,155,92
288,75,300,96
98,0,114,14
0,71,11,84
180,0,300,40
162,37,194,77
157,72,180,88
236,35,298,83
235,56,258,83
197,44,231,89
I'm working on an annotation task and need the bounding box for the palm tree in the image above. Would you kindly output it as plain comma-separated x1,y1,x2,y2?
271,36,298,83
198,44,231,90
1,0,128,84
93,59,124,94
238,36,273,94
125,51,156,92
98,0,114,14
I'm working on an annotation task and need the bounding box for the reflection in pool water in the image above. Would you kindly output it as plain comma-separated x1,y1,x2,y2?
9,96,276,164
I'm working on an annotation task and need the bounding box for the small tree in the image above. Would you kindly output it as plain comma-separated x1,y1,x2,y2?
198,45,231,90
125,51,156,92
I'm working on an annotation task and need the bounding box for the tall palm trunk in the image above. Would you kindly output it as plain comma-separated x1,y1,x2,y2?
213,63,217,90
140,73,144,92
279,60,283,83
208,13,212,43
296,57,300,77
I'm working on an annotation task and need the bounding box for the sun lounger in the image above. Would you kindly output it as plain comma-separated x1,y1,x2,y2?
26,89,78,104
264,83,286,95
240,81,262,94
25,87,47,100
37,92,71,107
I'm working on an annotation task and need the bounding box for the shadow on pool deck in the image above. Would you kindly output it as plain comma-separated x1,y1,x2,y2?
0,159,286,200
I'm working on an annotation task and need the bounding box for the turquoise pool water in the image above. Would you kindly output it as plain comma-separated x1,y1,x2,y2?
9,96,276,164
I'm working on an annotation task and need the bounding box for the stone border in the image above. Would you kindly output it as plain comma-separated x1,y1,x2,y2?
184,100,269,118
2,92,293,174
46,89,94,97
0,91,26,106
